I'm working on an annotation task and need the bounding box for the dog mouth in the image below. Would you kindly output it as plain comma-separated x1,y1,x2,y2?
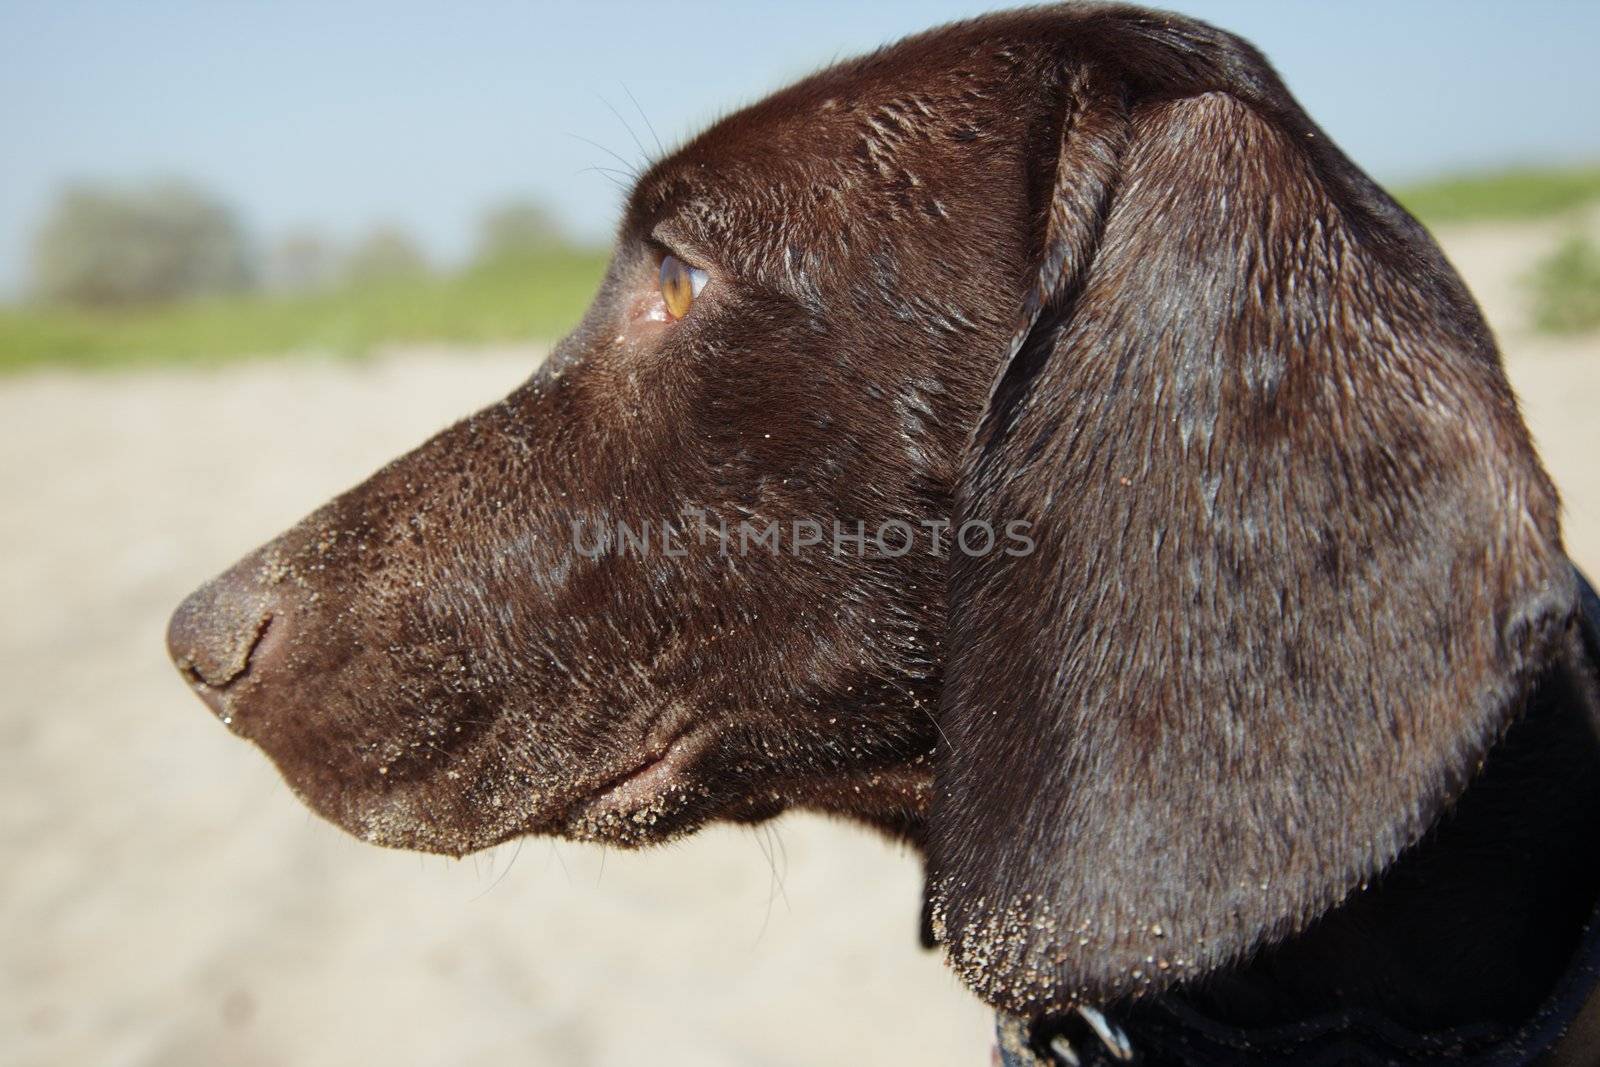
563,725,716,844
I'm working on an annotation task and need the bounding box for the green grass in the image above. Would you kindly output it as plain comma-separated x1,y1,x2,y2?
1391,165,1600,336
1394,164,1600,226
6,164,1600,372
1527,235,1600,335
1391,164,1600,336
0,249,608,373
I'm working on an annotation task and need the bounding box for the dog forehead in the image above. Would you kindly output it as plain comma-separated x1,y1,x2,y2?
627,36,1050,267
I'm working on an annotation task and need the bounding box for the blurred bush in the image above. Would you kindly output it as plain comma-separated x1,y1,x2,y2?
473,200,571,266
30,180,253,307
0,247,608,371
0,184,609,372
1527,235,1600,335
343,226,430,285
265,228,339,294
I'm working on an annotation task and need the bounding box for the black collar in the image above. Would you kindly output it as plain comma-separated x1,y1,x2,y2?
1001,874,1600,1067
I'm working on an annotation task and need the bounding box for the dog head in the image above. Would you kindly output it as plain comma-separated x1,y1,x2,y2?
167,5,1575,1014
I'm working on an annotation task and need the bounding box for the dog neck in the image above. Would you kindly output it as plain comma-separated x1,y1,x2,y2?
789,758,935,847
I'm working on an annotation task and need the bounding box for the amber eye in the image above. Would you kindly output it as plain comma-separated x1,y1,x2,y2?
659,254,708,320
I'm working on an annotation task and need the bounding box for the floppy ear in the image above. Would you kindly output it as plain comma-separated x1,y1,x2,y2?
925,24,1578,1014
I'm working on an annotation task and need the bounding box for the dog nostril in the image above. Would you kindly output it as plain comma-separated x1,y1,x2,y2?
167,556,286,720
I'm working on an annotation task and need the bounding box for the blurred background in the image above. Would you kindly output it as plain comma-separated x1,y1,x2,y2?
1,2,1596,1065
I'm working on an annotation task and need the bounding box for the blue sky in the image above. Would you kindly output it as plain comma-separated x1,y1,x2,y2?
2,1,1597,296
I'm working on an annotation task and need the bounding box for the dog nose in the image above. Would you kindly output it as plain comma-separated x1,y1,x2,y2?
166,553,285,720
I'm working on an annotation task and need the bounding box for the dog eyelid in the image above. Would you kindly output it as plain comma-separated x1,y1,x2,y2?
647,223,715,271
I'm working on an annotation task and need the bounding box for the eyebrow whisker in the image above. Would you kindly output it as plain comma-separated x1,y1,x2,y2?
596,92,651,167
623,83,667,158
565,131,642,180
576,166,632,194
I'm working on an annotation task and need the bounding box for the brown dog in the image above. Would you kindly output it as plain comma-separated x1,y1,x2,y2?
168,5,1600,1063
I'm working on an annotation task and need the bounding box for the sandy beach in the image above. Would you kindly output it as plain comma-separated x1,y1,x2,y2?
2,224,1596,1067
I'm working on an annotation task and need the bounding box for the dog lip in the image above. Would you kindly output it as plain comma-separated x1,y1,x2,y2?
578,724,707,816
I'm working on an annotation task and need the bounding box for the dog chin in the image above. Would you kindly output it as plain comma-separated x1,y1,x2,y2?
290,786,531,859
562,782,717,847
284,735,733,855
